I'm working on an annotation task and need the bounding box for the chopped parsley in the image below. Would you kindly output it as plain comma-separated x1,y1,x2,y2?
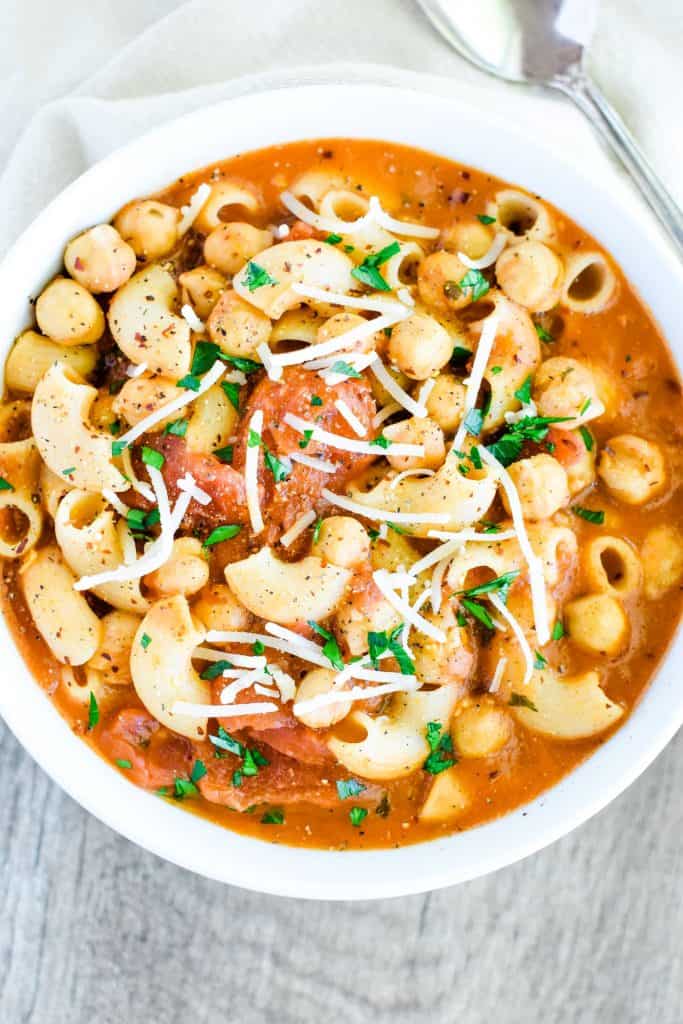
534,323,554,343
423,721,456,775
325,233,343,245
477,214,496,225
514,375,533,405
460,597,495,630
87,691,99,730
312,517,323,544
552,620,565,641
263,447,291,483
308,620,344,671
486,415,572,466
109,419,122,436
490,365,503,375
209,726,243,757
336,778,367,800
509,693,538,712
580,397,592,415
579,426,594,451
298,429,314,449
370,434,391,449
573,505,605,524
469,446,482,470
164,418,188,437
261,809,285,825
115,759,132,770
203,524,242,547
174,778,199,799
451,345,472,366
190,760,207,784
463,408,484,437
221,380,241,410
111,440,128,457
213,443,233,463
140,633,152,650
534,650,548,670
0,477,13,491
457,570,519,604
349,806,368,827
252,640,265,655
244,261,278,292
200,659,233,681
192,341,262,376
351,241,400,291
329,360,361,379
367,624,414,675
177,373,201,392
141,446,164,470
458,268,490,301
310,395,323,407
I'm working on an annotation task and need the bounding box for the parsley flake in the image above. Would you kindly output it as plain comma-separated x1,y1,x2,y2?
140,633,152,650
203,524,241,547
261,809,285,825
351,241,400,292
0,477,13,491
221,380,241,410
308,620,344,671
141,446,164,470
509,693,538,712
337,778,367,800
115,759,132,770
244,261,278,291
329,360,361,379
311,395,323,407
552,620,565,641
87,691,99,730
164,418,188,438
423,721,456,775
579,426,594,451
458,268,490,301
200,659,233,681
349,806,368,827
477,214,496,225
213,444,233,463
573,506,605,524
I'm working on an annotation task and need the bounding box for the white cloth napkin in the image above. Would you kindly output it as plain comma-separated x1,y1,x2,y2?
1,0,681,258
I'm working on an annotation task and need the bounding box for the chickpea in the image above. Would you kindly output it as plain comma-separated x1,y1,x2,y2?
425,373,467,432
452,702,514,757
35,277,104,345
388,313,452,380
64,224,136,293
564,592,629,656
311,516,370,568
192,582,253,631
203,222,272,276
112,375,178,428
294,668,349,729
207,289,271,358
503,454,569,520
442,220,494,260
384,416,445,472
144,538,209,598
178,265,226,320
417,250,472,311
335,592,401,657
412,606,475,691
597,434,666,506
113,200,180,260
369,363,412,407
533,356,600,421
317,311,376,353
495,240,563,312
641,525,683,600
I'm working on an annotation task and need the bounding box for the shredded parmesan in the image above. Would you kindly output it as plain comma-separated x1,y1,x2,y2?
117,359,225,448
556,398,606,431
126,362,147,379
245,409,264,534
370,358,428,418
373,568,445,641
171,700,279,718
334,398,367,437
74,467,190,590
457,232,507,270
488,656,507,693
102,489,129,516
205,629,330,668
489,594,534,685
479,446,550,645
220,666,268,703
397,287,415,307
181,304,205,333
272,312,406,369
193,647,267,669
257,341,282,381
280,190,374,235
321,487,449,525
290,283,407,316
430,556,449,614
367,195,440,240
289,451,338,474
279,509,317,548
284,412,424,457
293,677,420,716
268,665,296,703
176,472,211,506
275,223,290,239
373,402,403,428
452,312,499,451
302,351,376,374
254,683,280,698
178,183,211,235
417,378,436,408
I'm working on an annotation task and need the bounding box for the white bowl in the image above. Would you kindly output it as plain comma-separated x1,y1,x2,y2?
0,83,681,900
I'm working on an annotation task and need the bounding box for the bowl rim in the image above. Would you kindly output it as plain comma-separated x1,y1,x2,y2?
0,80,681,900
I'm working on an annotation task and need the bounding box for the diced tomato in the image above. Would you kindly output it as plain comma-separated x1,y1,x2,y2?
287,220,323,241
98,708,193,789
546,428,584,467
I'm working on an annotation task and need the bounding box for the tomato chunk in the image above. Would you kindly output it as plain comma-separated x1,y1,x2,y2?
99,708,193,789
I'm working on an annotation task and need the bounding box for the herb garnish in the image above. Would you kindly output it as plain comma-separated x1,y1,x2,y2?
460,598,495,630
87,691,99,730
423,721,456,775
349,807,368,827
573,506,605,524
463,408,484,437
200,659,233,681
509,693,538,712
336,778,367,800
329,360,361,379
261,809,285,825
203,524,242,547
367,625,414,675
311,395,323,407
0,477,13,491
164,418,188,437
141,446,164,470
514,375,533,405
486,415,572,466
552,620,565,641
140,633,152,650
458,268,490,301
351,241,400,292
457,570,519,604
177,373,201,392
221,380,241,411
369,434,391,449
115,759,132,770
451,345,472,366
308,620,344,670
325,233,343,245
244,261,278,292
213,444,234,463
477,214,496,225
534,650,548,670
534,323,553,343
579,426,594,451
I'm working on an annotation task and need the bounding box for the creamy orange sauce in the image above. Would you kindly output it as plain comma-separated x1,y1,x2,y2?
2,138,681,850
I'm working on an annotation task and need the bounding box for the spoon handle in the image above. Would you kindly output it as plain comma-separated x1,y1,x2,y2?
555,73,683,253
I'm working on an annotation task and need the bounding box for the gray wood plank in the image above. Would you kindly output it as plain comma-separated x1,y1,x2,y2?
0,716,680,1024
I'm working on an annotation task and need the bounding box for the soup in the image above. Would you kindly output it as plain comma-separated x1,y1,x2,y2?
2,138,681,850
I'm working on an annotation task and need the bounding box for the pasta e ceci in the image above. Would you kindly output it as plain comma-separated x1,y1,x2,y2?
2,138,681,849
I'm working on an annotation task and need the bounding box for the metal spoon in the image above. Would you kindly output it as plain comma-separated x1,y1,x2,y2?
417,0,683,252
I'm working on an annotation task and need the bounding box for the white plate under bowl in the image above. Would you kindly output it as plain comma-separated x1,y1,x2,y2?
0,83,680,900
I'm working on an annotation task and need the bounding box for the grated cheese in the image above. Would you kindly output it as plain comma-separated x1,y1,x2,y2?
268,665,296,703
369,358,428,418
321,487,449,525
430,556,449,615
126,362,148,379
290,283,407,317
178,183,211,235
489,594,534,685
293,676,420,716
397,287,415,307
102,489,129,517
254,683,280,698
245,409,264,534
117,359,225,448
205,629,330,668
334,398,367,437
283,412,424,457
257,341,282,381
289,451,338,474
176,472,211,506
272,312,407,369
457,232,507,270
373,402,403,428
417,378,436,408
279,509,317,548
479,445,550,645
180,304,205,333
367,195,440,240
488,656,507,693
372,568,445,641
452,312,499,451
220,666,268,703
280,190,373,235
193,647,267,669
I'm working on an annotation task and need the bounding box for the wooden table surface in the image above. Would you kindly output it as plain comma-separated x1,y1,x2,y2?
1,717,680,1024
